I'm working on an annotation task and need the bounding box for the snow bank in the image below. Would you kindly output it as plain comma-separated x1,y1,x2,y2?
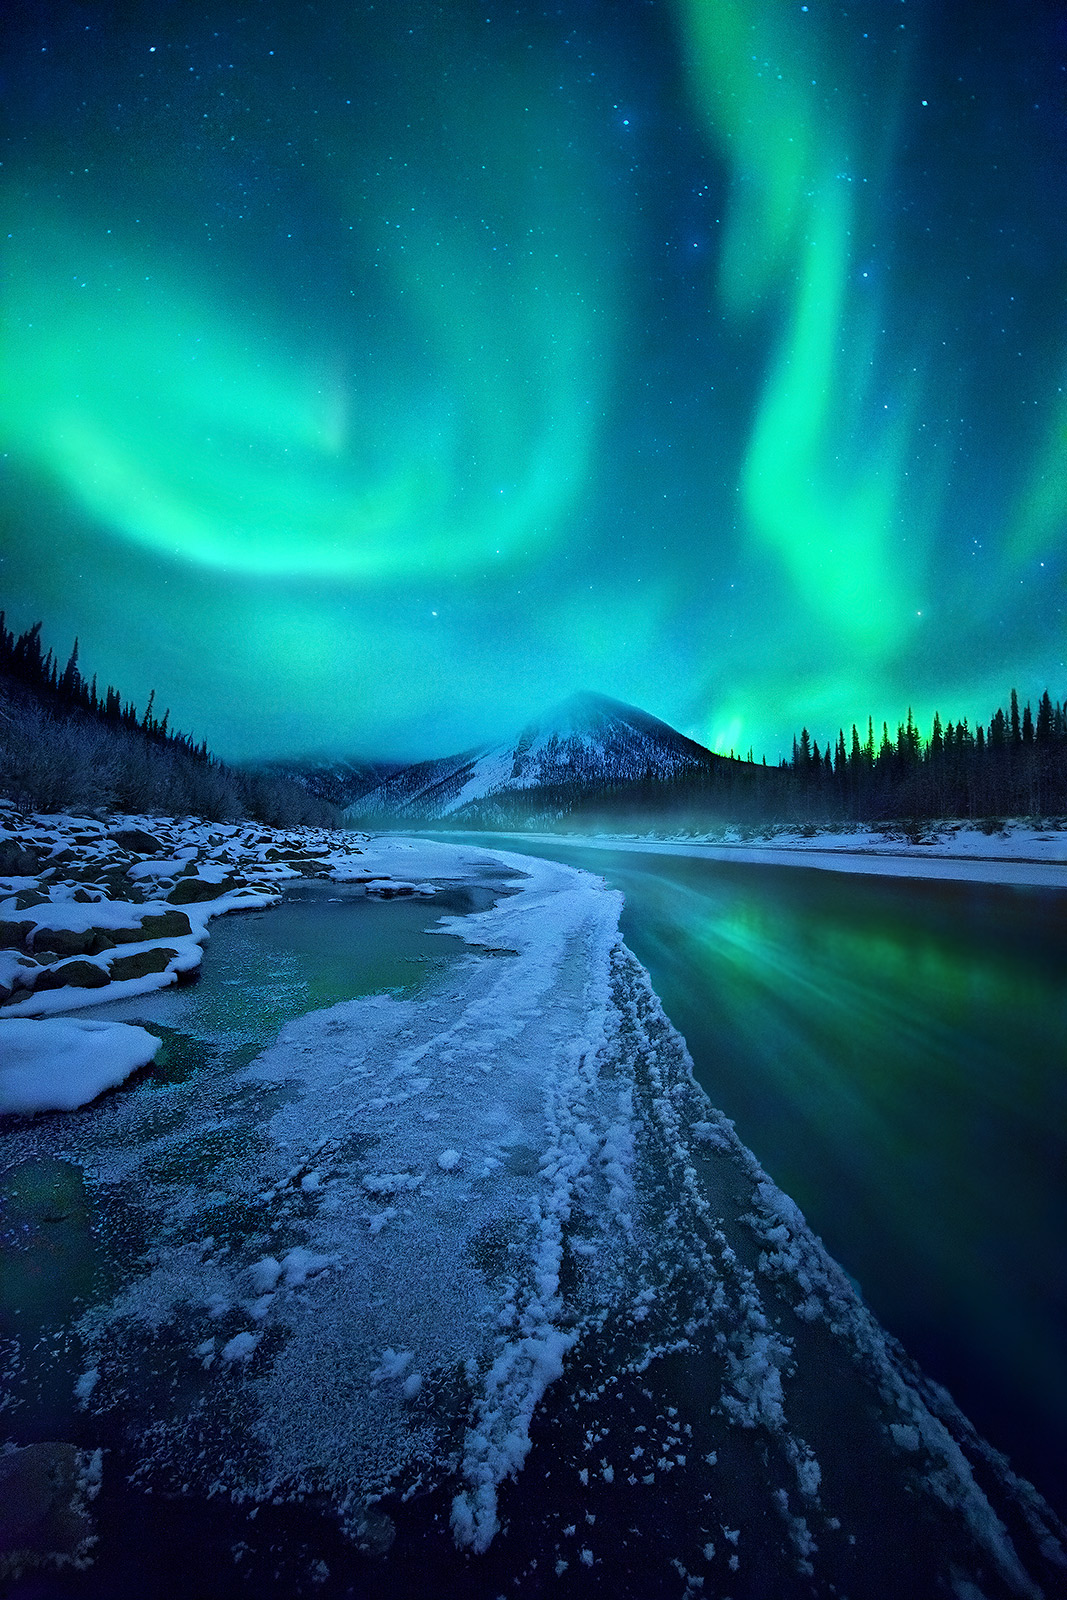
500,827,1067,888
0,1017,161,1113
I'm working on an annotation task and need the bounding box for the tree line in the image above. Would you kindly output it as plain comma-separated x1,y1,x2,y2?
446,688,1067,833
0,616,339,826
1,613,210,760
779,689,1067,822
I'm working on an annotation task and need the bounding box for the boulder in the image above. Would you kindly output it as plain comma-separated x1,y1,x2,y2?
12,891,49,911
107,947,176,982
30,928,116,959
0,956,41,1005
34,959,111,991
0,841,42,876
110,828,164,854
136,910,193,940
167,876,238,905
102,911,192,945
0,920,37,951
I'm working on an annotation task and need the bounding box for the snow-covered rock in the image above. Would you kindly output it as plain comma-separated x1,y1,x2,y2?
0,1017,161,1113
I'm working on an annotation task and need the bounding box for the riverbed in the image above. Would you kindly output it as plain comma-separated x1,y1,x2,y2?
447,832,1067,1520
2,827,1064,1598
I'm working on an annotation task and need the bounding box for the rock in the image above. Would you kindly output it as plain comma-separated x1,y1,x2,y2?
34,960,111,991
0,1441,100,1577
110,828,164,854
12,891,48,911
109,876,147,903
136,910,193,940
0,921,37,951
30,928,116,959
0,957,41,1005
0,842,43,876
167,876,237,905
107,947,176,982
40,850,78,872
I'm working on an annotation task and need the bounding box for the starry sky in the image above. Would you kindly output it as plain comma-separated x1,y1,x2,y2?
2,0,1065,762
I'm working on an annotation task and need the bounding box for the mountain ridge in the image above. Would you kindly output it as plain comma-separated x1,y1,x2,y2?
342,691,719,824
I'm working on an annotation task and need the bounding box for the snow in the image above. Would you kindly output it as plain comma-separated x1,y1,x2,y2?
279,1247,332,1286
371,1349,414,1383
221,1331,260,1363
73,1368,99,1405
0,1017,161,1113
490,822,1067,888
249,1257,283,1295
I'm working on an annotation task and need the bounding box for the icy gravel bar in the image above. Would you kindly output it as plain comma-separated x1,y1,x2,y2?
0,813,1064,1596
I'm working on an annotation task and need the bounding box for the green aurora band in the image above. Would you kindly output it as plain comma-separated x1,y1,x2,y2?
1,0,1064,759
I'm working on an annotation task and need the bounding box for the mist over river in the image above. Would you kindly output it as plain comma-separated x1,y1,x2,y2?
447,834,1067,1519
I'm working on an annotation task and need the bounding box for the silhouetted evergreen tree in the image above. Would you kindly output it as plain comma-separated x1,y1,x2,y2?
0,615,339,825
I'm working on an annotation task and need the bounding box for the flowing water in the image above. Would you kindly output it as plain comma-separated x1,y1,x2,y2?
450,834,1067,1519
2,848,1065,1594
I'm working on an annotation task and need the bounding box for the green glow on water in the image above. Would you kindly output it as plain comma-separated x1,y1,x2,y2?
463,835,1067,1513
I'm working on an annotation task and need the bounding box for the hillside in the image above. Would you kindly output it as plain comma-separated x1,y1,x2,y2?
251,757,405,812
346,692,722,824
0,617,339,827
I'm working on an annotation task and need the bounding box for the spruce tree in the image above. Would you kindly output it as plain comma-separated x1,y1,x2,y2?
1037,690,1053,743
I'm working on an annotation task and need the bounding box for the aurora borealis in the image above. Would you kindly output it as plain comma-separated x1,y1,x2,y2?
2,1,1065,761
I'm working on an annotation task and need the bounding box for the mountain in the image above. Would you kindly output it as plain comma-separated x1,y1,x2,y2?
347,692,719,825
252,757,405,811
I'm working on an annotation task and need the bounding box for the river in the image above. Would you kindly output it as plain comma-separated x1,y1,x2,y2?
4,842,1065,1593
441,833,1067,1520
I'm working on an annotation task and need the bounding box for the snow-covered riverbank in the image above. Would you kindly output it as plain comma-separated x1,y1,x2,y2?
0,807,441,1110
486,820,1067,888
1,815,1065,1595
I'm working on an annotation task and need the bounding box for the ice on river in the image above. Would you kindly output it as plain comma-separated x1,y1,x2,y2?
3,836,1064,1595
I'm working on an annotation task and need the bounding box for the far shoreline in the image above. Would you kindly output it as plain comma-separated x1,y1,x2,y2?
414,822,1067,889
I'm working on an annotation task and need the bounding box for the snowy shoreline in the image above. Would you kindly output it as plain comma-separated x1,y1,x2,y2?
471,821,1067,888
1,816,1065,1593
0,808,439,1110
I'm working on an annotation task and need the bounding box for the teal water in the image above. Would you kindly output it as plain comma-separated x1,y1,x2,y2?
68,877,497,1048
450,834,1067,1517
1,876,504,1445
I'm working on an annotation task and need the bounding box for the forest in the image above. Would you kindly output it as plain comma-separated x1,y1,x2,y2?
446,693,1067,833
0,616,338,826
770,695,1067,824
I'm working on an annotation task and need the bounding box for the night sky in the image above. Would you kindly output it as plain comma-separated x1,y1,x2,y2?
2,1,1065,762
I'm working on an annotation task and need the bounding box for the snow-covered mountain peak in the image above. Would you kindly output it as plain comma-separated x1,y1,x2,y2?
349,692,715,822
